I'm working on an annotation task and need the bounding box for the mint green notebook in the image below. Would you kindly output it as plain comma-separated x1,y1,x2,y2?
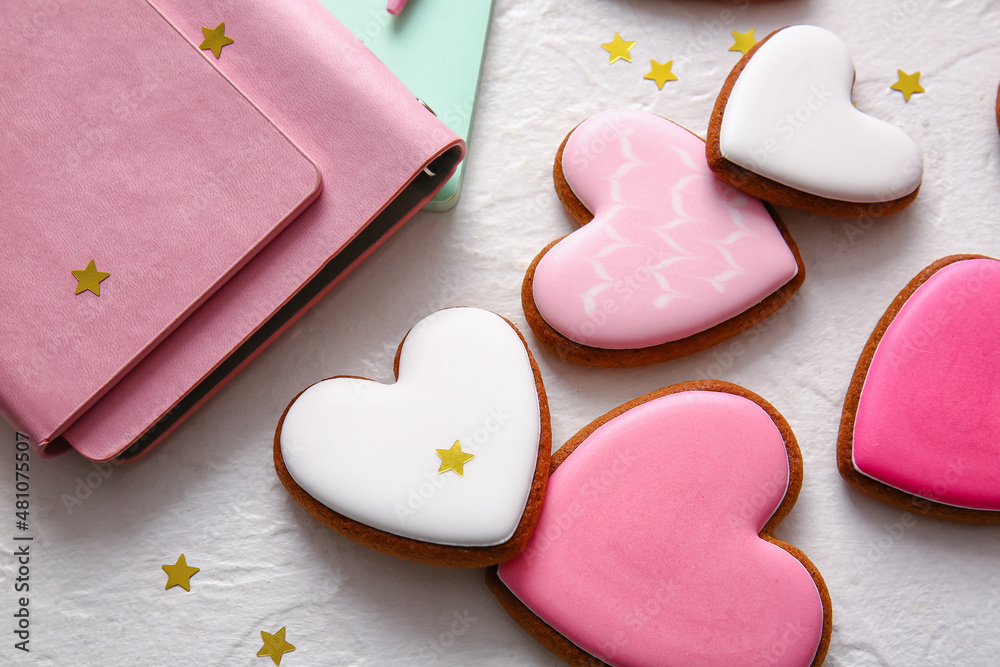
320,0,495,210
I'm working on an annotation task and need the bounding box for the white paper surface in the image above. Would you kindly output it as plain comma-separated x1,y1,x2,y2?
3,1,1000,665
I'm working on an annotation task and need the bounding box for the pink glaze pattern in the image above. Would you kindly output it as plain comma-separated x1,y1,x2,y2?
533,109,798,349
853,258,1000,510
498,390,825,667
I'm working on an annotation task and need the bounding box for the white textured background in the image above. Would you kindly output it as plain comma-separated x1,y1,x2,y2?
4,0,1000,665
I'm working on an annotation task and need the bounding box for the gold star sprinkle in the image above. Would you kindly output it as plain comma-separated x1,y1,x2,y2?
436,440,474,477
891,70,924,102
643,59,678,89
729,29,758,56
258,627,295,666
72,259,110,296
602,33,635,64
200,22,234,59
161,554,200,592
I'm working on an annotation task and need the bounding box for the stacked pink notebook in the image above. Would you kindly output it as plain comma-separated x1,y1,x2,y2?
0,0,464,460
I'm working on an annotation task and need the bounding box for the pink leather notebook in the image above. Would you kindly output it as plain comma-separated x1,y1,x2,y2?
0,0,321,449
49,0,464,460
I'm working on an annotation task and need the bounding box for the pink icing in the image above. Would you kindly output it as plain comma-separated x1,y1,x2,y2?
498,390,825,667
853,258,1000,511
533,109,798,349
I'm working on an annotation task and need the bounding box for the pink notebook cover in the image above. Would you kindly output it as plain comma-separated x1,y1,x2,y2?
53,0,464,460
0,0,321,448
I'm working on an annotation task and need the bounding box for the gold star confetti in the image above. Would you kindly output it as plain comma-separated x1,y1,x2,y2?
161,554,200,592
436,440,475,476
729,29,758,56
258,627,295,666
890,70,925,102
72,259,110,296
643,59,678,89
199,22,234,59
602,33,635,64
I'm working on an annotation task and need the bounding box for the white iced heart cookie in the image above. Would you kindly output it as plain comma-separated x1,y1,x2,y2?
274,307,550,568
707,25,923,217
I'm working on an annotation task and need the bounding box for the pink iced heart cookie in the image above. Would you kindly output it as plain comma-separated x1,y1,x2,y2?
707,25,923,218
523,109,803,367
488,381,832,667
838,255,1000,524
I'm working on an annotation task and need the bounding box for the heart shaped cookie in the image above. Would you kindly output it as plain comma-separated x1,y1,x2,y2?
488,381,832,666
838,255,1000,524
707,25,923,218
524,109,803,367
274,307,551,567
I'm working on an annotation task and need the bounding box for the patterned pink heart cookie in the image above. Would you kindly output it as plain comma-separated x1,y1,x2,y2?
838,255,1000,524
523,109,803,367
488,381,832,667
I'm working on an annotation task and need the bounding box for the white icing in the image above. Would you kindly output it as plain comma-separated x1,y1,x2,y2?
279,308,541,548
719,25,923,203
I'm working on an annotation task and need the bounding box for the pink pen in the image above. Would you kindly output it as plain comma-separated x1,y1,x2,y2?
387,0,409,15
